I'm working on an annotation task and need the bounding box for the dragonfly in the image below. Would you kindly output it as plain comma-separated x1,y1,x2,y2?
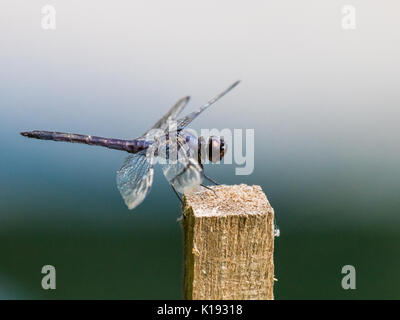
21,81,240,210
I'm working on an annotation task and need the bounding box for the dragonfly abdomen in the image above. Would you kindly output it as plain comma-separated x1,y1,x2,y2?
20,130,150,154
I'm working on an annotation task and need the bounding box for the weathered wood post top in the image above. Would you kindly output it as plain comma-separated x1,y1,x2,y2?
182,184,275,300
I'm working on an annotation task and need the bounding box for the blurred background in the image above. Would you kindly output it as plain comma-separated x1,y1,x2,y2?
1,1,399,299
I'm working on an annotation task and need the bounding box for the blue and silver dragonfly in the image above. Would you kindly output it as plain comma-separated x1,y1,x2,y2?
21,81,240,210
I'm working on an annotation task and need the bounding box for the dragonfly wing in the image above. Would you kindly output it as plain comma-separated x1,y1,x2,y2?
116,148,155,210
176,81,240,130
159,136,203,194
142,96,190,139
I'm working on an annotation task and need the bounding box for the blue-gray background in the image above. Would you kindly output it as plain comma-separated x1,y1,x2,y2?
1,1,399,299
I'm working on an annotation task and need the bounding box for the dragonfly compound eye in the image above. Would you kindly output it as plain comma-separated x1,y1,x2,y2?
208,136,225,162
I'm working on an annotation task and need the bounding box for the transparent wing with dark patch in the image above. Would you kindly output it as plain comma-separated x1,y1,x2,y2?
142,96,190,139
158,136,203,193
116,148,155,210
176,81,240,130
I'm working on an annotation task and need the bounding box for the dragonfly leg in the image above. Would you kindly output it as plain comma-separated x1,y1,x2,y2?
203,173,220,185
170,184,183,204
200,183,217,196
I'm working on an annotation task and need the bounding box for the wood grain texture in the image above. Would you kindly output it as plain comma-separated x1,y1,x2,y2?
182,184,275,300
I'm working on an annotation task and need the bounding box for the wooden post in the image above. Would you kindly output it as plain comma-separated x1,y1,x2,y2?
182,184,275,300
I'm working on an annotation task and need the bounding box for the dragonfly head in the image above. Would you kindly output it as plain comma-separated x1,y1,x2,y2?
208,136,226,163
198,135,226,163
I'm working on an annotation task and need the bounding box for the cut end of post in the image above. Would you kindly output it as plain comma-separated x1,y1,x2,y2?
183,184,274,217
182,184,275,300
